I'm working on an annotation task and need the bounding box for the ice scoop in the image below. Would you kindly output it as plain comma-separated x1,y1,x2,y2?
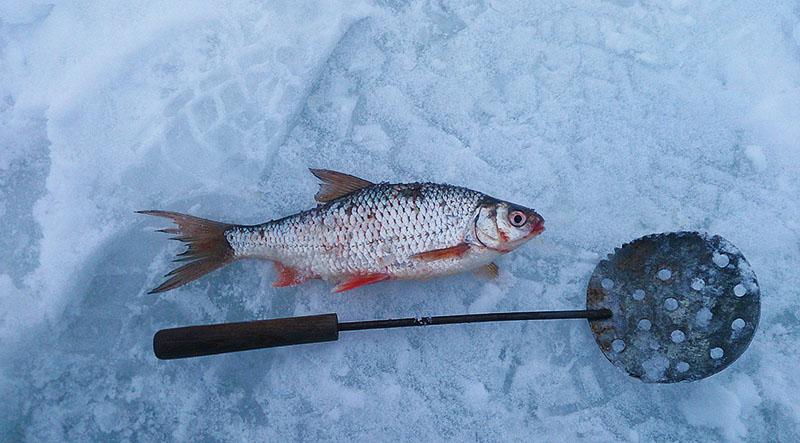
586,231,760,382
152,231,760,383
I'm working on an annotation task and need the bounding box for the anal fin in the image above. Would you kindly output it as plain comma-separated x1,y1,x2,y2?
411,243,471,261
333,273,390,293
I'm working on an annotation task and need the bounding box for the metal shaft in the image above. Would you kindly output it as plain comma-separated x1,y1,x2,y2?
337,309,612,332
154,309,613,359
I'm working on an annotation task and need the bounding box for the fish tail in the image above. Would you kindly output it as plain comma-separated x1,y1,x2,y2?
137,210,235,293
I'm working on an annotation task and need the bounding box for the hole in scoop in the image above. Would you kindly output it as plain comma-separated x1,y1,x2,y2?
676,361,690,373
632,289,645,300
713,253,730,268
710,347,724,359
601,278,614,290
733,284,747,297
691,278,705,291
611,339,625,353
671,330,685,343
657,268,672,280
638,319,652,331
664,298,679,311
731,318,745,330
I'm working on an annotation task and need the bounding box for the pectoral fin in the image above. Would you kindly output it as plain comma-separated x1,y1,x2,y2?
474,262,499,279
309,168,374,203
410,243,471,261
333,273,390,293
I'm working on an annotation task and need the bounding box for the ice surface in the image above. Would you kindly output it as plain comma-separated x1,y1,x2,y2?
2,0,800,440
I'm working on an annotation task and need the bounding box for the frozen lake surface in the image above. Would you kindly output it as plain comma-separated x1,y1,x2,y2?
2,0,799,440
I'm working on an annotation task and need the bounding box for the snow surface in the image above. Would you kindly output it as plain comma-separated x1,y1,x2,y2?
2,0,800,441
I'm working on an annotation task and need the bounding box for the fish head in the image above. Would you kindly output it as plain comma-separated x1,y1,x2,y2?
473,198,545,252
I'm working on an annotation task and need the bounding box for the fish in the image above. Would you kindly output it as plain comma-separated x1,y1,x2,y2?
139,169,545,293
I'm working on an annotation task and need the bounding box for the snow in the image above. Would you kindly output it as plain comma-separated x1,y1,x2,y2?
1,0,800,440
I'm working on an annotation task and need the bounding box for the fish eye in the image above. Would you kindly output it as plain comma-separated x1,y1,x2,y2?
508,210,527,227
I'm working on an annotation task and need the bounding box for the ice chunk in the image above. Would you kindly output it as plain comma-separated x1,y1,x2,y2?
744,145,767,172
695,307,713,328
641,355,670,382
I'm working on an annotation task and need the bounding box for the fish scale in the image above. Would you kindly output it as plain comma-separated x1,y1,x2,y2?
227,183,485,279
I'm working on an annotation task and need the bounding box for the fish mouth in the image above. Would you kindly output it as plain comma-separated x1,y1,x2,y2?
531,219,545,236
525,215,545,239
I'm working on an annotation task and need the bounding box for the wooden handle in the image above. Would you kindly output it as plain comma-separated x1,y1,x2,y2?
153,313,339,359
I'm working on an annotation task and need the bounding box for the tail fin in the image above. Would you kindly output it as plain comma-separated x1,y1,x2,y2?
138,210,235,293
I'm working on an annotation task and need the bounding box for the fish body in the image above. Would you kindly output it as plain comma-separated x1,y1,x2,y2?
140,169,544,293
229,182,496,280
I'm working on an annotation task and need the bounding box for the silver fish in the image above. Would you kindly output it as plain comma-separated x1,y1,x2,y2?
139,169,544,293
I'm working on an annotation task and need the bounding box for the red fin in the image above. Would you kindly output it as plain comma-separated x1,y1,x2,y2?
411,243,471,261
137,210,234,293
309,168,374,203
333,273,390,293
272,262,311,287
474,262,499,279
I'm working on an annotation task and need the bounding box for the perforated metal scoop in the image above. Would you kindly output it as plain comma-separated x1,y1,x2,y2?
586,232,760,383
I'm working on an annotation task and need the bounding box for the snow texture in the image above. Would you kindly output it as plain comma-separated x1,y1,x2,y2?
1,0,799,441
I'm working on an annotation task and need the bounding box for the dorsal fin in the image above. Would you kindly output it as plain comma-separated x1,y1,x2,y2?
309,168,374,203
